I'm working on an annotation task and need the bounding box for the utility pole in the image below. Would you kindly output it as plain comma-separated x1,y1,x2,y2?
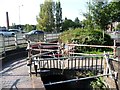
18,5,23,25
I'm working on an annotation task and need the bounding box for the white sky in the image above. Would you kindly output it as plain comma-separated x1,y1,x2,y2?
0,0,89,27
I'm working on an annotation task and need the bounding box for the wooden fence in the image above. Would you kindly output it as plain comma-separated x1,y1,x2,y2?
0,32,60,55
32,56,104,73
44,33,60,42
0,33,26,53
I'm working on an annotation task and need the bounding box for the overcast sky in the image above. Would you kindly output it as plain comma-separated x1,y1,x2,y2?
0,0,95,27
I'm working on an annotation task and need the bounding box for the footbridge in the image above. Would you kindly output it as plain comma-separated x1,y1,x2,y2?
26,41,119,89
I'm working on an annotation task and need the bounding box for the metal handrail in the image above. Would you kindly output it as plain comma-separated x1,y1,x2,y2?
44,74,111,86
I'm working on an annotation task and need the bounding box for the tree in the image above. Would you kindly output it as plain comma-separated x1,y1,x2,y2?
36,0,62,33
83,1,95,30
74,17,80,24
74,17,82,28
24,24,33,32
89,0,110,31
62,19,75,31
55,0,62,32
84,0,120,31
107,1,120,31
36,0,55,32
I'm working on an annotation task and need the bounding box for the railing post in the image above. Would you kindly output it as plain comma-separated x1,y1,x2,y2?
7,36,9,46
68,44,70,57
2,35,6,55
117,47,120,84
44,33,47,42
104,52,113,78
26,40,32,76
14,34,18,48
103,52,108,75
113,40,117,58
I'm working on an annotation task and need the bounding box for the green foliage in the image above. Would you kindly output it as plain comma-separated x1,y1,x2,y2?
116,23,120,30
83,1,120,31
75,70,107,89
24,24,34,32
108,1,120,22
59,28,113,52
36,0,55,32
90,0,109,30
62,19,75,31
37,0,62,33
74,17,80,24
55,0,62,32
90,77,106,89
62,18,82,31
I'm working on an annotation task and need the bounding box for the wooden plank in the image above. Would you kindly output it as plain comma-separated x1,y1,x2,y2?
91,57,93,70
81,57,83,69
78,58,80,69
71,58,73,69
88,57,90,69
50,60,52,68
43,60,45,68
95,57,98,75
101,57,103,72
85,57,86,70
74,58,76,69
68,59,70,69
46,60,49,68
56,59,58,68
53,60,55,68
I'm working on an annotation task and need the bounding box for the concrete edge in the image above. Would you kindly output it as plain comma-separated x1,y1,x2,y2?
31,75,46,90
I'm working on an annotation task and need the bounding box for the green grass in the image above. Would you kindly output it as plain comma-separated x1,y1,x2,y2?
85,50,113,54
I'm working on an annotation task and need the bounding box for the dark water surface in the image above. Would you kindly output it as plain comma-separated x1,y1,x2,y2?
41,69,94,90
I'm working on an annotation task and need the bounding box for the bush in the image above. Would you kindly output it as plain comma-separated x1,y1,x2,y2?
59,28,113,52
116,23,120,30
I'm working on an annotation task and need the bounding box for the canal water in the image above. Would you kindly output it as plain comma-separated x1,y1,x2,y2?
40,69,95,90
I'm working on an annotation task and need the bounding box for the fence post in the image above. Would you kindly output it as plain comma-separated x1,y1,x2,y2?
44,33,47,42
104,52,113,78
113,40,117,58
14,34,18,48
117,46,120,90
7,36,9,46
103,52,107,75
26,40,32,76
2,35,5,55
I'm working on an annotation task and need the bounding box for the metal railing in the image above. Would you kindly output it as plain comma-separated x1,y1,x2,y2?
44,33,60,42
33,56,104,74
0,33,26,53
26,41,119,88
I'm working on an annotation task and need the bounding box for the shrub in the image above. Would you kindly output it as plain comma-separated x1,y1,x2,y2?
59,28,113,52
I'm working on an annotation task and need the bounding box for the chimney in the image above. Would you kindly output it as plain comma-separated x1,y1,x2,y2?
6,12,9,29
